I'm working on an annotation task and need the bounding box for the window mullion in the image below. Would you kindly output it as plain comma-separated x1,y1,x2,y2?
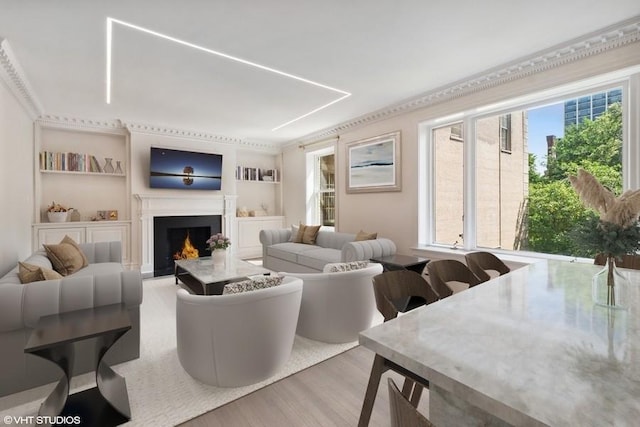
463,118,477,250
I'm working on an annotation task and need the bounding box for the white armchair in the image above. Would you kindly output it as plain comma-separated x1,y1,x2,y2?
176,277,303,387
282,263,383,343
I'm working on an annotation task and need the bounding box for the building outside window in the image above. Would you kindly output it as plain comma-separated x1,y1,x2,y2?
499,114,512,152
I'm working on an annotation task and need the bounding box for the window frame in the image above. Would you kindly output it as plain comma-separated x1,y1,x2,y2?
305,146,336,229
418,70,639,260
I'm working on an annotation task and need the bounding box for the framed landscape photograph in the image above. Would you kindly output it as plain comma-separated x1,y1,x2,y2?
346,131,401,193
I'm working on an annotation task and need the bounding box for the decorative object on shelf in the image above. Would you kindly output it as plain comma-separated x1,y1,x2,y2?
237,206,249,217
69,210,81,222
569,169,640,308
103,157,115,174
108,210,118,220
115,160,123,175
96,210,108,221
46,202,69,222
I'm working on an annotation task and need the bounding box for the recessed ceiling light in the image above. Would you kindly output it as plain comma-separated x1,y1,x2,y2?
105,17,351,131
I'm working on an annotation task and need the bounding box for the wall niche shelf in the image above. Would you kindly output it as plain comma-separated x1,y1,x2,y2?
40,169,125,177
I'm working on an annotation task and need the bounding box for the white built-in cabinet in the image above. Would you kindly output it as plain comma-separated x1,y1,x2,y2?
235,216,285,259
32,119,132,267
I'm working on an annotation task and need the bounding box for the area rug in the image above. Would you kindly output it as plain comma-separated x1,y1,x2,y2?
0,277,360,426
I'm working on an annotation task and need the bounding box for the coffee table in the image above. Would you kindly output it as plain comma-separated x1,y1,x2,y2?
24,303,132,427
174,256,271,295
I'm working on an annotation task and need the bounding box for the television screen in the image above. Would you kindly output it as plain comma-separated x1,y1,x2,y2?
150,147,223,190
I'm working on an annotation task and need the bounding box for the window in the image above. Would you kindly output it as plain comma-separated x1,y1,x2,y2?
420,74,635,259
433,122,464,246
450,123,463,140
306,147,335,227
499,114,512,152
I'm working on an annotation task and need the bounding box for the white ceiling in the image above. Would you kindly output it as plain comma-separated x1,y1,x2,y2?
1,1,639,145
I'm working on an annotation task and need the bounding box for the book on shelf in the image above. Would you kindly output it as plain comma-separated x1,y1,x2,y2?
40,151,105,173
235,165,279,182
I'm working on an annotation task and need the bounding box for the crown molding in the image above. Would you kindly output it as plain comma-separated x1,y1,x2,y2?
0,39,43,118
36,115,126,135
123,121,281,153
294,15,640,145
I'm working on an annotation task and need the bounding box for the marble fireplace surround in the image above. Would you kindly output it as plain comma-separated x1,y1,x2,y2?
135,194,237,277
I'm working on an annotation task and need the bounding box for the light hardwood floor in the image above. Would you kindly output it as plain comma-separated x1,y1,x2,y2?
178,345,430,427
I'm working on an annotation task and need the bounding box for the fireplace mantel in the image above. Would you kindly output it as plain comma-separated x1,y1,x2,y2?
134,194,237,276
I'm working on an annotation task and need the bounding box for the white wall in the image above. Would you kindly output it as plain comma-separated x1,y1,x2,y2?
282,43,640,255
0,80,34,275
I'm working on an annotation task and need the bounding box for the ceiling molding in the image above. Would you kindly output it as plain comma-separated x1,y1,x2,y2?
293,15,640,146
123,122,281,153
36,115,126,135
0,39,43,118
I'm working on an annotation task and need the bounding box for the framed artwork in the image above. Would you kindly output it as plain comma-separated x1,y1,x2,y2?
346,131,401,193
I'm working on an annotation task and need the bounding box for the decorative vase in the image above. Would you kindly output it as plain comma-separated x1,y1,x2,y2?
592,255,630,309
212,248,226,266
115,160,123,175
47,211,68,223
103,158,115,174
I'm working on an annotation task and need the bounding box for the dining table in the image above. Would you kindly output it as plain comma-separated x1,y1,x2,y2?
359,259,640,426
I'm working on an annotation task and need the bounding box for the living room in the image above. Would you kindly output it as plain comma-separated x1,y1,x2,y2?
2,2,640,426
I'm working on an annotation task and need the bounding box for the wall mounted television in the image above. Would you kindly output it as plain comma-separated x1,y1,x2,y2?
149,147,223,190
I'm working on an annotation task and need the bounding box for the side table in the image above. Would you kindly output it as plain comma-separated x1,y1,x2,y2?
370,254,430,312
24,304,132,427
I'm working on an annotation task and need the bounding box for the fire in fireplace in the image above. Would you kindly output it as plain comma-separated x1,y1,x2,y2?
173,233,199,260
153,215,222,277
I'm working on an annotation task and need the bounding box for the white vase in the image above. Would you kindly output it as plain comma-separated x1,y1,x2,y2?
212,249,226,266
47,211,68,223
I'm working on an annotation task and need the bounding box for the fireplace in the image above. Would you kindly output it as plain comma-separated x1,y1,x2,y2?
134,194,236,277
153,215,222,277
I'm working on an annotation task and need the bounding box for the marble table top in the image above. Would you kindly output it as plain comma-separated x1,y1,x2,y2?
174,256,270,284
359,259,640,426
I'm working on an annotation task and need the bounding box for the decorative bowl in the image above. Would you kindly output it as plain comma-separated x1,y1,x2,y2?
47,211,68,223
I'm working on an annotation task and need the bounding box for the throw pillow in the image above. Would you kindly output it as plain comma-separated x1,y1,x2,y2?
17,262,63,284
222,275,283,295
323,261,370,273
44,239,87,276
60,235,89,268
301,225,321,244
355,230,378,241
289,224,300,242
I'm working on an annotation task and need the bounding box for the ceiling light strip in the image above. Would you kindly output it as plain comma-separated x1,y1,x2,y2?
105,17,351,130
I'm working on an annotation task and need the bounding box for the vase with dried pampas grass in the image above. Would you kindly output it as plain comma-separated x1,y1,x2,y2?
569,169,640,308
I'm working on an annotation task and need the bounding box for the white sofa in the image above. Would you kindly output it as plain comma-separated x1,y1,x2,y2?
282,262,384,343
0,241,143,397
259,228,396,273
176,276,303,387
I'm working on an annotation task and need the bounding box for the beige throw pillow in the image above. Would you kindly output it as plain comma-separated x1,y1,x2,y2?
44,236,88,276
301,225,321,244
18,262,63,284
355,230,378,241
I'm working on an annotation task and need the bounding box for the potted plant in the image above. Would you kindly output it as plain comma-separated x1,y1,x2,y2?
47,202,69,223
569,169,640,308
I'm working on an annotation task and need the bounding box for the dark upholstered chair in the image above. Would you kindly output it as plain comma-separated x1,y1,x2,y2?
358,270,439,427
426,259,482,299
465,251,511,283
594,253,640,270
388,378,435,427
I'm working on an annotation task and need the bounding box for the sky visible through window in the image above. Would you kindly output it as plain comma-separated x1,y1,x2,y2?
527,103,564,174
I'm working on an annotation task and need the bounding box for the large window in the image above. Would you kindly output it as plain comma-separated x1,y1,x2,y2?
421,73,636,259
306,147,335,227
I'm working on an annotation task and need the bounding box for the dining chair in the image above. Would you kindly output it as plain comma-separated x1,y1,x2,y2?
388,378,435,427
594,253,640,270
358,270,439,427
465,251,511,283
426,259,482,299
